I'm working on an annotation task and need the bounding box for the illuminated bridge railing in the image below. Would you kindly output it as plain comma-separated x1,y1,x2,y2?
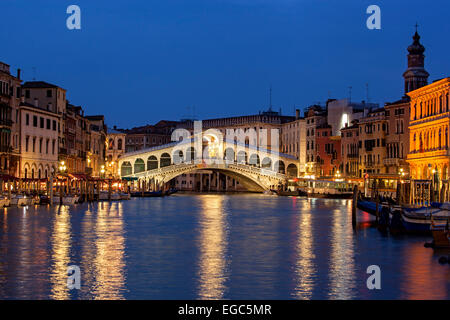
122,138,297,161
124,161,287,180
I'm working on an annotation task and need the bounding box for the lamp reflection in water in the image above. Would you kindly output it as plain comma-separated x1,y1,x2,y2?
91,201,126,299
328,200,356,299
50,205,71,300
197,195,229,299
292,200,316,299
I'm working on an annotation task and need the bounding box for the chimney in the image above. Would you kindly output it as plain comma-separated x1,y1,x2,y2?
17,68,21,80
295,109,300,120
34,98,39,107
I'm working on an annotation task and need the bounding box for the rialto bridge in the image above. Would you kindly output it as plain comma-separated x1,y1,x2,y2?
118,137,300,192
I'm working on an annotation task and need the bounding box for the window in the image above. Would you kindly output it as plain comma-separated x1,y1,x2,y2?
33,116,38,127
46,89,52,97
25,90,30,98
25,136,29,152
39,138,42,153
40,117,44,128
47,119,51,129
46,139,49,154
53,120,56,131
32,137,36,152
52,140,55,154
26,114,29,126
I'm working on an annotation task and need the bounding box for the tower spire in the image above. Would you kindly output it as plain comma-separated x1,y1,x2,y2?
403,25,429,95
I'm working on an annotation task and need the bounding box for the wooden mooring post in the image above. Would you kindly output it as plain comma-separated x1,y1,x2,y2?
352,184,358,229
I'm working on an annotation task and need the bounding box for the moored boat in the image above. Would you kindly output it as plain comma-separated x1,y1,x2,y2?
401,206,450,233
120,192,131,200
0,197,8,208
11,195,28,206
62,195,79,205
430,220,450,248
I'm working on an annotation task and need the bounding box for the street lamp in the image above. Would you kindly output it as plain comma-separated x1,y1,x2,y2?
59,160,67,173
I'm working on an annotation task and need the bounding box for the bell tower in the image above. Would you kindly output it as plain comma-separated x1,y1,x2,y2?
403,25,429,95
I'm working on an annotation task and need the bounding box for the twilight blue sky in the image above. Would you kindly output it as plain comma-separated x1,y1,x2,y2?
1,0,449,128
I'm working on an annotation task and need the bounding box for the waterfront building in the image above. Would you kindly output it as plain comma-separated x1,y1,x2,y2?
0,61,21,176
340,121,360,177
358,108,388,175
123,120,178,153
61,104,91,174
327,99,375,136
85,115,107,177
407,77,450,180
384,100,410,174
280,109,306,174
316,123,341,177
106,127,126,178
22,81,67,157
18,101,59,178
382,30,430,176
305,105,326,176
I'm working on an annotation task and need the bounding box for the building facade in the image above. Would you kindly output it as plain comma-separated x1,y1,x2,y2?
85,115,107,177
341,122,360,177
0,62,21,176
407,78,450,181
106,128,126,177
18,102,59,178
22,81,67,156
62,104,91,174
384,100,410,174
305,105,326,176
358,108,388,175
316,124,341,177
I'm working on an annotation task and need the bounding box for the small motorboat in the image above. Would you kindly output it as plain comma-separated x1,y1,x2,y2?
39,195,51,205
277,189,306,197
430,220,450,248
401,206,450,233
62,195,78,205
31,195,40,205
165,188,178,196
143,190,163,197
99,191,109,200
120,193,131,200
11,195,28,207
111,193,121,200
0,197,9,208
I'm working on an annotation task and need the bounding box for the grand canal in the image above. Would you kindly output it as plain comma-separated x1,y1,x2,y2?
0,194,448,300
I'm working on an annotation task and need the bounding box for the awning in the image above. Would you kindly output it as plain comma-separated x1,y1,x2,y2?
69,173,87,180
0,174,17,181
122,177,138,181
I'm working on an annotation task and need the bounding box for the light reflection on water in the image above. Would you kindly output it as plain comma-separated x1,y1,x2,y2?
0,194,448,300
292,199,316,299
197,195,229,299
328,200,356,299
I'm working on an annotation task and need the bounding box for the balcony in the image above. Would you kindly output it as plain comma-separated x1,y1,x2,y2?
0,145,13,153
0,119,13,127
383,158,400,166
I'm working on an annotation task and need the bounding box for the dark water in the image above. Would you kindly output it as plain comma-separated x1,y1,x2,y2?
0,194,449,300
